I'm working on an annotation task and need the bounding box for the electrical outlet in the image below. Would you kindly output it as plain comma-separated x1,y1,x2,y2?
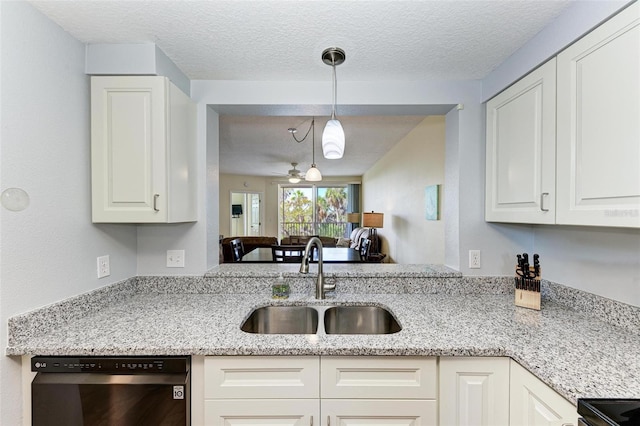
469,250,481,269
167,250,185,268
97,255,110,278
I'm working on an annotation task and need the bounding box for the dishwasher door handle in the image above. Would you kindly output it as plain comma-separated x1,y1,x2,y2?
33,372,188,385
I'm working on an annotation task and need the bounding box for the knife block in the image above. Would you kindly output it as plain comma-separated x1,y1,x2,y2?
514,267,541,311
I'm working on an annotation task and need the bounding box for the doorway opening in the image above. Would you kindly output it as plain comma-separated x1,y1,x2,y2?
230,191,262,236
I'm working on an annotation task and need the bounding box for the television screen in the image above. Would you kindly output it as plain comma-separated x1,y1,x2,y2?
232,204,243,216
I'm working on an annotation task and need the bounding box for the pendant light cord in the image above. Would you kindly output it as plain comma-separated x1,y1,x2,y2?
331,61,337,120
290,117,317,166
311,118,316,164
290,119,313,144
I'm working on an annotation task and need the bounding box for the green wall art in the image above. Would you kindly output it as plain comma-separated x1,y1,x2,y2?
425,184,440,220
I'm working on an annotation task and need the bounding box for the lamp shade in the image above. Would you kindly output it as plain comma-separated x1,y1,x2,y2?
305,165,322,181
347,213,360,223
362,212,384,228
322,119,345,159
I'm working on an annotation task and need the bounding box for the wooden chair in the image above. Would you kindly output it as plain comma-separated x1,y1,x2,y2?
271,245,306,263
359,238,371,260
229,238,245,262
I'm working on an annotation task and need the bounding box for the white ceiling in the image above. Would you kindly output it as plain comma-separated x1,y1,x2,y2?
29,0,574,177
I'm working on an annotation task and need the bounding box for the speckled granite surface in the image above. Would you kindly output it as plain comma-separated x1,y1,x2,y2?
204,263,463,278
6,267,640,406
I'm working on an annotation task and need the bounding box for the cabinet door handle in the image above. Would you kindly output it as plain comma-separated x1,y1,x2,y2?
310,415,313,426
327,416,330,426
540,192,549,212
153,194,160,212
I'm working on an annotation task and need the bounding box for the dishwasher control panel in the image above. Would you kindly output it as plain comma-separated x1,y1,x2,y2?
31,356,189,374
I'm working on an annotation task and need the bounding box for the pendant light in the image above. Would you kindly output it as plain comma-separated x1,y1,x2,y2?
321,47,346,159
305,118,322,181
288,118,322,181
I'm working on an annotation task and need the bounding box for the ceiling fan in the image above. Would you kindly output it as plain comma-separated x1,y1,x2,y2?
284,162,304,183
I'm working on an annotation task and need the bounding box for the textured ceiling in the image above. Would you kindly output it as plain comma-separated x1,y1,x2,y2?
29,0,574,177
220,115,429,177
30,0,573,81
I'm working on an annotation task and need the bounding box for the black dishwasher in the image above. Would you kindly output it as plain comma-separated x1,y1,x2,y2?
31,356,190,426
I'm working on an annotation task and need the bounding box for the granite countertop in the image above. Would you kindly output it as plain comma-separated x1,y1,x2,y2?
6,265,640,405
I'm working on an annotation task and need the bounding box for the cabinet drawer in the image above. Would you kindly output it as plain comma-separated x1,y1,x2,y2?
204,399,319,425
204,356,319,399
324,399,437,425
320,356,437,399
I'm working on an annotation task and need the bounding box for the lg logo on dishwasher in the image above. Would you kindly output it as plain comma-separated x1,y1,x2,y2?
173,386,184,399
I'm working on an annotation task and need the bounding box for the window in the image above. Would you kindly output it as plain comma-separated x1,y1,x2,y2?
279,184,349,240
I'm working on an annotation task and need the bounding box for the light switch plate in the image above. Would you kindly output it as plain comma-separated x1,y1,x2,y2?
167,250,185,268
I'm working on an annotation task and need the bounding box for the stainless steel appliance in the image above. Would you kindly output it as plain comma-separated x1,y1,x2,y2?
578,399,640,426
31,356,190,426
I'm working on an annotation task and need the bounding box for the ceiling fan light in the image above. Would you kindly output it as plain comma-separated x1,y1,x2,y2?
305,164,322,182
322,119,345,159
288,176,301,184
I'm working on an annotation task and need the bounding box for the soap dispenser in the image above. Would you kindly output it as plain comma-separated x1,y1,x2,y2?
272,273,290,299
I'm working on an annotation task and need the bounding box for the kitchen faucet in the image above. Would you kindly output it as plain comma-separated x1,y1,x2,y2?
299,237,335,299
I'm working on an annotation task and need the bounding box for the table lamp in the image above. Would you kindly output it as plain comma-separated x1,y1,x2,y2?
362,211,384,254
347,212,360,233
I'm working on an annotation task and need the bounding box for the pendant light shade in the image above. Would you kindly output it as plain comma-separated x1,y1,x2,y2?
305,165,322,181
322,119,345,159
321,47,346,160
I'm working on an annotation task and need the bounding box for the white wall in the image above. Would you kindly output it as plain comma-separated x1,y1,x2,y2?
362,116,446,264
205,106,221,269
0,2,138,424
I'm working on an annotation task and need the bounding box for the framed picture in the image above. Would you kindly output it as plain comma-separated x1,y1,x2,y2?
425,185,440,220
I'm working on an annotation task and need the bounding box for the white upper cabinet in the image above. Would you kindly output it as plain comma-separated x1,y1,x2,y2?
556,1,640,228
486,2,639,228
91,76,197,223
485,59,557,224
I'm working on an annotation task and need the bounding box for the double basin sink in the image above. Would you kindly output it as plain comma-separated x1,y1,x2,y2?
241,304,401,335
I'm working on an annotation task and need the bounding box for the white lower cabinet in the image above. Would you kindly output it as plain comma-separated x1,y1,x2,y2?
198,356,576,426
202,356,437,425
321,356,437,425
439,357,510,426
509,360,577,426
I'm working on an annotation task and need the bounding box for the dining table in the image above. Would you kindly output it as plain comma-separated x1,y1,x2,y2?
240,246,364,263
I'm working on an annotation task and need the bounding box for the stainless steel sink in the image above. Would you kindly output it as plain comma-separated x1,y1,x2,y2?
323,305,401,334
241,306,319,334
241,304,401,335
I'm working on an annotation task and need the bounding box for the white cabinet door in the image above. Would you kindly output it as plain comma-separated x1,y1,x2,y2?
204,399,319,426
509,361,577,426
91,76,196,223
439,357,510,426
204,356,320,399
485,58,557,224
320,356,437,399
322,399,437,426
556,2,640,228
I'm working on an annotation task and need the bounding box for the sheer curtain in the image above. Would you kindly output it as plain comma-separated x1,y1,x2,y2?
348,183,361,227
